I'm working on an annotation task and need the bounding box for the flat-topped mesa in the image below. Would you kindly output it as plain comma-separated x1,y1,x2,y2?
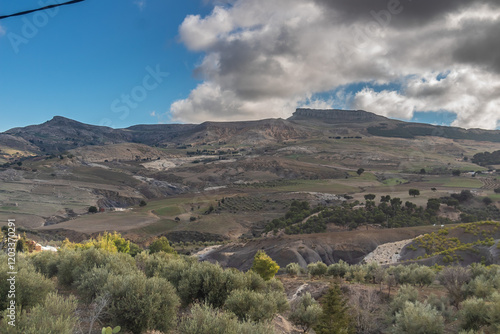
289,108,388,123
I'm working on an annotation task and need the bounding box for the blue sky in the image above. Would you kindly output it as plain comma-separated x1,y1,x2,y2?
1,0,499,132
0,0,210,131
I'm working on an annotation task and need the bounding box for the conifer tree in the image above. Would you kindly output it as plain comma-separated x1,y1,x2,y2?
314,284,354,334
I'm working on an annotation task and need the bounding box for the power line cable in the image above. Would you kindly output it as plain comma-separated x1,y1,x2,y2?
0,0,87,20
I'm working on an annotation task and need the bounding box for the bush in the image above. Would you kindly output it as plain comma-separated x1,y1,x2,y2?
149,236,176,254
389,285,419,317
289,292,322,333
0,256,55,311
89,206,98,213
413,266,435,287
251,250,279,281
393,301,444,334
30,251,59,278
308,261,328,277
57,248,122,286
178,303,274,334
327,260,349,278
224,289,289,322
0,292,77,334
105,273,180,334
487,292,500,331
459,297,489,331
177,261,235,308
286,262,304,276
439,266,471,307
76,266,111,303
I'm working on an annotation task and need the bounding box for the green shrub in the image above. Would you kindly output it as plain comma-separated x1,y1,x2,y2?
393,301,444,334
487,292,500,331
308,261,328,277
178,303,274,334
0,256,55,311
224,289,289,322
244,270,267,292
459,297,489,331
30,251,59,278
149,236,176,254
286,262,304,276
389,285,419,317
251,250,279,281
177,261,231,308
105,273,180,334
327,260,349,277
76,266,111,303
0,292,77,334
289,292,322,332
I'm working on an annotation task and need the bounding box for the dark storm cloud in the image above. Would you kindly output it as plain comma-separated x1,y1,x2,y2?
314,0,500,27
453,20,500,73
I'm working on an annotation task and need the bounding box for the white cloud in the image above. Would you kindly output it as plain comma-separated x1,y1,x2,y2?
149,111,156,117
170,0,500,129
0,24,6,37
134,0,146,11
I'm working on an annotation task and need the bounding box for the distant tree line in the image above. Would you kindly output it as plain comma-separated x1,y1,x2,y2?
264,196,453,235
472,150,500,166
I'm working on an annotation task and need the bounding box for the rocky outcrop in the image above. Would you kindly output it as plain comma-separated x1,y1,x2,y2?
289,108,388,123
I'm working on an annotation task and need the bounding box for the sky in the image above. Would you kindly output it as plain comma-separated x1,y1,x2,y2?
1,0,500,132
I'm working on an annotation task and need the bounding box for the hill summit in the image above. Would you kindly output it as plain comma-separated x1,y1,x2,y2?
289,108,388,123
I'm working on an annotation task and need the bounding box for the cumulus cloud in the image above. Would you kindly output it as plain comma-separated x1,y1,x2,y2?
170,0,500,129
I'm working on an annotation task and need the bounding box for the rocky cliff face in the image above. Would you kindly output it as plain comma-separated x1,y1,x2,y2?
289,108,388,123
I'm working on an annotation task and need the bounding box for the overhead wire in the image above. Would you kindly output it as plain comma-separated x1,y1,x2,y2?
0,0,87,20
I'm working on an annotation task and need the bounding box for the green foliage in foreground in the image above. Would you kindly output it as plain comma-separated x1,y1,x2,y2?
314,284,355,334
0,293,77,334
178,303,275,334
5,235,500,333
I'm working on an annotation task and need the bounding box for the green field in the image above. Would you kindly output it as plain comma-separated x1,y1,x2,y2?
272,179,359,194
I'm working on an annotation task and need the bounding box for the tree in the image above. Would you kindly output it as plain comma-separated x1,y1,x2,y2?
427,199,441,212
308,262,328,277
390,198,402,207
105,273,180,334
289,293,322,333
178,303,274,334
420,168,427,174
439,266,471,307
409,189,420,197
364,194,376,201
0,293,78,334
139,200,147,207
149,236,176,254
380,195,391,203
314,284,354,334
357,168,365,176
393,301,444,334
483,197,493,206
251,250,279,281
224,289,288,322
286,263,304,276
89,206,98,213
452,169,461,176
459,297,489,331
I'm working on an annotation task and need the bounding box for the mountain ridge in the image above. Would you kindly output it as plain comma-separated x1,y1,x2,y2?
2,109,500,156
